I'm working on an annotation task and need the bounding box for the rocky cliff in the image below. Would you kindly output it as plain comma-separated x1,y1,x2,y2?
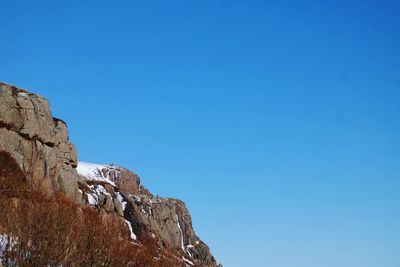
0,82,220,267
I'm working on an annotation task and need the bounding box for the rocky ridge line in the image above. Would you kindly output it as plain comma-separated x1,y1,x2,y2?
0,82,220,267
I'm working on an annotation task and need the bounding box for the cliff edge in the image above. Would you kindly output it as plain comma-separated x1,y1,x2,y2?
0,82,220,267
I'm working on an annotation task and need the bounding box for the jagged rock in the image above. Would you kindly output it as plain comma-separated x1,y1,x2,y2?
69,144,78,168
126,195,218,267
76,162,140,196
77,163,219,267
114,196,125,217
0,82,220,267
115,168,140,195
104,194,114,212
0,82,80,201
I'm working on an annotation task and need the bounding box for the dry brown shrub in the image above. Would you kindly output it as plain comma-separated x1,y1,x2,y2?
0,189,136,267
0,181,189,266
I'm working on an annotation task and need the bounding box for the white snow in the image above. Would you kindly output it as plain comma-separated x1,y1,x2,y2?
186,248,193,258
124,219,137,240
76,161,119,186
132,195,141,202
0,234,7,256
0,234,17,258
185,243,197,259
86,193,97,206
182,256,194,266
176,215,185,250
18,92,29,97
84,185,112,207
115,192,127,210
91,184,110,197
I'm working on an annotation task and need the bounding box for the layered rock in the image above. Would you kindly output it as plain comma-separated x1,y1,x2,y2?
76,163,218,267
0,83,80,201
0,82,220,267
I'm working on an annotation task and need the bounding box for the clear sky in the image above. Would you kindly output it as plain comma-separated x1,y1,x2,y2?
1,1,400,266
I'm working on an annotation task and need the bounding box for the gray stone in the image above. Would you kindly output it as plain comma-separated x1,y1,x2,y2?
0,82,80,202
0,82,220,266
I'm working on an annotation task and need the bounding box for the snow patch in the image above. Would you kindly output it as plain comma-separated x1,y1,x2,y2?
18,92,29,97
77,161,119,186
115,192,127,210
85,184,111,207
132,195,141,202
86,193,97,206
0,234,7,256
182,256,194,266
90,184,110,197
0,234,18,258
124,219,137,240
176,214,185,250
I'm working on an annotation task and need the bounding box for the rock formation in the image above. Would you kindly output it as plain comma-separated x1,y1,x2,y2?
0,82,220,267
0,83,80,200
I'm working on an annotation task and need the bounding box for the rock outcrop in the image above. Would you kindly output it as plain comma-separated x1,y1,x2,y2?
0,82,220,267
77,163,218,267
0,83,80,201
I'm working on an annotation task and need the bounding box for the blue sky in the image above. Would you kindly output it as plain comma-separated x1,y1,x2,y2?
1,1,400,266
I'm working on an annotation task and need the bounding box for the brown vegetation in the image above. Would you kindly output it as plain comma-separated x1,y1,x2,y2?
0,190,135,267
0,180,185,266
0,151,27,192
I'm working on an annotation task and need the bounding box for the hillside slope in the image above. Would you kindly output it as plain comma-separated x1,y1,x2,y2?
0,82,220,267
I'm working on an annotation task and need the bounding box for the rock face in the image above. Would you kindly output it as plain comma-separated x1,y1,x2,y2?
77,163,218,267
0,83,80,201
127,195,217,266
0,82,220,267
